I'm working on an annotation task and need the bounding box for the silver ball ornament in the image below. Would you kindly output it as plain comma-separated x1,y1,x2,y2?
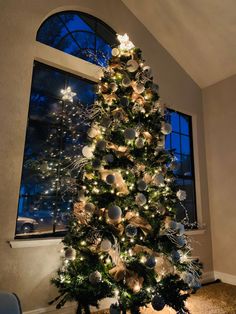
137,179,147,191
176,223,185,236
89,271,102,285
133,82,145,94
96,140,106,151
110,82,118,92
108,205,122,221
135,138,145,148
126,59,139,72
143,66,152,78
135,193,147,206
145,256,156,268
125,224,138,238
106,174,116,185
153,173,164,186
65,247,76,260
104,154,114,163
161,123,172,135
85,203,95,212
124,128,136,140
122,77,131,87
176,236,186,247
112,48,120,57
100,239,112,252
110,304,121,314
151,294,165,311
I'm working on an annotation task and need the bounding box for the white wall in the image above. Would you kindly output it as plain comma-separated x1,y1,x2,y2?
0,0,213,312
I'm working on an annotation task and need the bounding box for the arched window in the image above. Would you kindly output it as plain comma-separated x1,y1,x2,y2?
16,12,117,238
36,11,118,66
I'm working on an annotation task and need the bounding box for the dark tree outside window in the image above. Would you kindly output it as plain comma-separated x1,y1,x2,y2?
165,110,197,227
36,11,118,67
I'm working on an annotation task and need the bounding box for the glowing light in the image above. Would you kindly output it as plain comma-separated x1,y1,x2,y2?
117,33,134,51
61,87,76,102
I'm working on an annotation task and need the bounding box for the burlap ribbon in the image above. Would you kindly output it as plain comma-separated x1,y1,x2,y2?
99,169,129,195
107,142,134,161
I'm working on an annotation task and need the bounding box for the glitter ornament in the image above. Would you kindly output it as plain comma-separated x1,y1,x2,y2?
106,174,116,185
145,256,156,268
135,138,145,149
161,122,172,135
96,140,106,151
104,154,114,163
125,224,138,237
100,239,112,252
124,128,136,140
171,250,180,263
135,193,147,206
126,59,139,72
65,247,76,260
82,146,94,159
176,236,186,247
85,203,95,212
112,48,120,57
137,179,147,191
176,189,187,201
89,271,102,285
108,205,122,221
122,77,131,87
151,294,165,311
153,173,164,186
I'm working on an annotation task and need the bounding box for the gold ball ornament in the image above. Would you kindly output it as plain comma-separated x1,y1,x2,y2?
112,48,120,57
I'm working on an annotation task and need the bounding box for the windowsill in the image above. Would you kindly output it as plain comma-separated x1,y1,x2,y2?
9,237,63,248
185,228,206,235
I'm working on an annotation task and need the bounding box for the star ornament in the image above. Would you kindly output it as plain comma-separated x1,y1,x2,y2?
117,33,134,51
61,86,77,102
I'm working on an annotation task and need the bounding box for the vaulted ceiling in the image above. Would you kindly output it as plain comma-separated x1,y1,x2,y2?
122,0,236,88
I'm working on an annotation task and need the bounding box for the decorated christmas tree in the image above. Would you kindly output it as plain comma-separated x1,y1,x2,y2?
50,34,202,314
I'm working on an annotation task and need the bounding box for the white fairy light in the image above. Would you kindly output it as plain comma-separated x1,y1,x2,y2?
117,33,134,51
61,86,76,102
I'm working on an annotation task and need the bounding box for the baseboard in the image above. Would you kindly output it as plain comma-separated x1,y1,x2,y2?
201,271,215,284
214,271,236,285
23,303,76,314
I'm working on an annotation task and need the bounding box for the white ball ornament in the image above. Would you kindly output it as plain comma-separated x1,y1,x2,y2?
135,193,147,206
153,173,164,186
87,126,100,138
135,138,145,149
112,48,120,57
89,271,102,285
161,122,172,135
126,59,139,72
108,205,122,221
106,174,116,185
124,128,136,140
100,239,112,252
82,146,94,159
137,179,147,191
176,189,187,201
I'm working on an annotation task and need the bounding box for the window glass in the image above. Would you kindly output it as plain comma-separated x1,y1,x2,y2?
36,11,118,67
16,61,95,237
166,109,197,227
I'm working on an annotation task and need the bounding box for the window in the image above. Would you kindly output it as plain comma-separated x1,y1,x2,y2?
16,62,95,238
36,11,118,67
165,109,197,228
16,12,117,238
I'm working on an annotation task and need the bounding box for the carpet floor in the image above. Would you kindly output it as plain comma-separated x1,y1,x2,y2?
142,282,236,314
98,282,236,314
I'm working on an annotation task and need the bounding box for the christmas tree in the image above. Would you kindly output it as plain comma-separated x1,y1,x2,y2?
50,34,202,314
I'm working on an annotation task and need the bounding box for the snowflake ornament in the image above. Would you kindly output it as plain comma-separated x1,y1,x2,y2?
61,86,76,102
117,33,134,51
